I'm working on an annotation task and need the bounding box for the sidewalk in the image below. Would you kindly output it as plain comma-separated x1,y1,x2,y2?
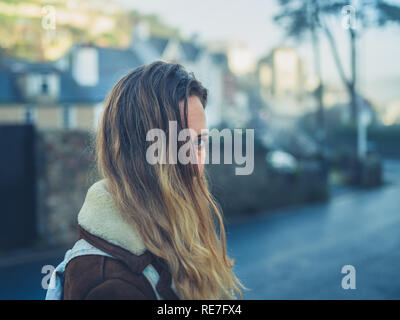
0,245,69,269
2,160,399,270
226,159,400,229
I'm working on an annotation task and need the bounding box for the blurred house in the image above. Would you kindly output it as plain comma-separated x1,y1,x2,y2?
131,21,247,128
380,99,400,126
0,25,241,130
256,46,314,120
0,44,143,130
253,47,321,157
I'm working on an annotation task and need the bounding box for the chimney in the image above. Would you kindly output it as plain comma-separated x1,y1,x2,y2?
131,20,150,46
72,44,99,86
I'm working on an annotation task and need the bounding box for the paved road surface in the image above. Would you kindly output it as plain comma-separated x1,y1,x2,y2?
1,160,399,299
227,160,400,299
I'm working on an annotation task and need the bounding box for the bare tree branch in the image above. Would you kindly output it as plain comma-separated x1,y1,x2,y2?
319,17,351,90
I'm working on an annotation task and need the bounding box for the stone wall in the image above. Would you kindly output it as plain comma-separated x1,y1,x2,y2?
34,129,329,247
36,129,99,246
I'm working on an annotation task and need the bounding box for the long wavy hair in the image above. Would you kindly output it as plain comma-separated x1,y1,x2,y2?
96,60,245,299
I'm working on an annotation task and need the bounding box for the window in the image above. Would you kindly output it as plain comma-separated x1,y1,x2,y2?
24,105,36,124
41,78,49,94
62,105,77,129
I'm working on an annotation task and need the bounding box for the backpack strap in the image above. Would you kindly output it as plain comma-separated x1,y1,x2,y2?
45,239,167,300
142,264,163,300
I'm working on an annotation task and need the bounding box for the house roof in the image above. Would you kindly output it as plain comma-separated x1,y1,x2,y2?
210,52,228,67
0,55,59,103
147,36,169,56
1,55,59,73
0,70,22,103
143,36,206,63
0,45,145,105
179,41,202,62
0,36,227,105
59,46,144,104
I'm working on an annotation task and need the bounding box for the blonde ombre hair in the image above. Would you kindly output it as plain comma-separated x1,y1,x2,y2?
96,61,245,299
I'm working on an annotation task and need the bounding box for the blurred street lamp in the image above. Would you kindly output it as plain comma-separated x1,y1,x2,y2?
357,106,372,161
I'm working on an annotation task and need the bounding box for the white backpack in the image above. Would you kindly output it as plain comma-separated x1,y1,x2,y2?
45,239,172,300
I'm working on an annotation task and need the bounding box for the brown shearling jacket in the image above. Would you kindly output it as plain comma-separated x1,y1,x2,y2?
63,225,179,300
62,179,179,300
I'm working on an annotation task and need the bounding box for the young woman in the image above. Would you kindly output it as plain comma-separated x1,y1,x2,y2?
62,61,245,300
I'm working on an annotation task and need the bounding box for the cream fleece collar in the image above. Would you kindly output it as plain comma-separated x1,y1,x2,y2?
77,179,147,255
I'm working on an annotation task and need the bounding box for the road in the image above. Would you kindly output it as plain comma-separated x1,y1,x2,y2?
1,160,400,299
227,159,400,299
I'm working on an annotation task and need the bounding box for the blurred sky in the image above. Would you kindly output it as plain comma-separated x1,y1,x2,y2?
120,0,400,105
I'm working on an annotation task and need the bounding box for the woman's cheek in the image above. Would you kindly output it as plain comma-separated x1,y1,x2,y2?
198,147,206,173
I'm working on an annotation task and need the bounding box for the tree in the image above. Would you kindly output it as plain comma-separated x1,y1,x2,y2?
0,0,182,61
319,0,400,124
274,0,326,147
274,0,400,124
